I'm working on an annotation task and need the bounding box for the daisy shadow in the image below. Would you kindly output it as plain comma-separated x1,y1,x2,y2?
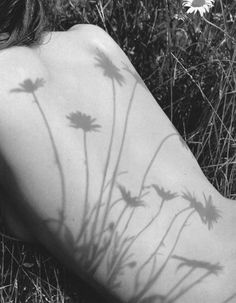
152,184,178,201
122,62,147,89
182,190,221,230
118,185,145,208
182,190,205,223
94,48,125,86
172,255,223,275
202,194,221,230
10,78,45,94
67,111,101,133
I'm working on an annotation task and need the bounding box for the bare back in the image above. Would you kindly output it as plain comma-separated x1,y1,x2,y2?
0,25,235,303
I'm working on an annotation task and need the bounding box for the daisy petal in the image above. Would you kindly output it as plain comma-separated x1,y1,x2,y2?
183,0,215,16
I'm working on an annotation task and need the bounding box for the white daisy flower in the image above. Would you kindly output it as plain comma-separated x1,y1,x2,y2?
183,0,215,17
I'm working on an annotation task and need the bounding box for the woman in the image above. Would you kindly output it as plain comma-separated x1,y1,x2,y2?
0,1,235,302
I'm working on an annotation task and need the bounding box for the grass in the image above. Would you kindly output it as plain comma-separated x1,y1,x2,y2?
0,0,236,302
0,228,105,302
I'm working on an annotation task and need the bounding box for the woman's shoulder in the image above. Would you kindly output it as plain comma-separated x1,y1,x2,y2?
0,24,119,72
0,24,127,102
32,24,128,83
68,24,117,46
60,24,124,58
0,24,122,84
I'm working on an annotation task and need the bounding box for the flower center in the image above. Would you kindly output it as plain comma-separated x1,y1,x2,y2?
191,0,206,7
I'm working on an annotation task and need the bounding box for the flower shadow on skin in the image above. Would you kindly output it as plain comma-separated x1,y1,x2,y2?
10,78,67,233
67,111,101,133
92,55,147,279
172,255,223,274
127,189,222,303
94,48,125,86
165,255,223,303
127,184,178,256
66,111,101,245
182,190,221,230
113,134,181,289
152,184,178,202
93,49,147,282
122,62,147,90
104,185,146,286
91,49,125,253
10,78,45,94
130,209,195,303
93,49,141,265
118,185,145,208
182,191,205,221
203,193,222,230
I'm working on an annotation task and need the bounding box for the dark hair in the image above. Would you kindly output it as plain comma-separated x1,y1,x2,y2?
0,0,50,50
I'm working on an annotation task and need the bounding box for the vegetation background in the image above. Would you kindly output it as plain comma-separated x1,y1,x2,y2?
0,0,236,302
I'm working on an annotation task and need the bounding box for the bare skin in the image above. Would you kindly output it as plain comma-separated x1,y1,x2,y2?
0,25,235,303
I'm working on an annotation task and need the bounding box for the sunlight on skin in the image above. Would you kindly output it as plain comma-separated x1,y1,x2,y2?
0,25,235,303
